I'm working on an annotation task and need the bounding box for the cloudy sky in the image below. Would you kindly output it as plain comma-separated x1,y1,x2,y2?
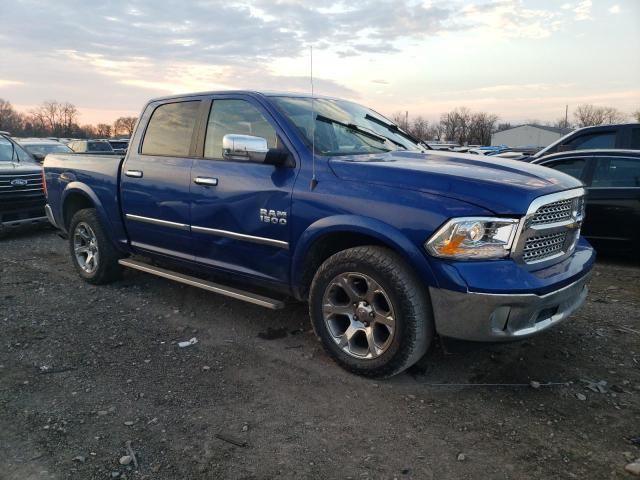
0,0,638,125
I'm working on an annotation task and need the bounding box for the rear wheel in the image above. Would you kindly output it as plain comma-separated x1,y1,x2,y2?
69,208,121,284
309,246,433,378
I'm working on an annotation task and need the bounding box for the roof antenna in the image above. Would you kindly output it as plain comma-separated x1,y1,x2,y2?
309,45,318,190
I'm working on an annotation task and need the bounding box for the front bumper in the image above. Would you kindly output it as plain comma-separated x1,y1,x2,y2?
0,206,48,233
429,271,591,342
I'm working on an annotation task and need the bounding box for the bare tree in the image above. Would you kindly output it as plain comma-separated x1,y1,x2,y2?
60,102,79,136
426,122,444,141
0,99,24,133
440,107,474,144
600,106,628,124
390,111,410,131
410,116,429,142
95,124,112,137
633,109,640,122
80,124,96,137
114,116,138,137
574,104,628,127
468,112,499,145
553,117,571,130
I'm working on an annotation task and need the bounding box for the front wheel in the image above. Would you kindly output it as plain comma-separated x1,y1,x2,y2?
68,208,122,284
309,246,434,378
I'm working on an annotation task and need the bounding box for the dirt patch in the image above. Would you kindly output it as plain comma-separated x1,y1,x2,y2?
1,230,639,479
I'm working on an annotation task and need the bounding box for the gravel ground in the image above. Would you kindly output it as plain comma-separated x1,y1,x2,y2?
1,229,639,480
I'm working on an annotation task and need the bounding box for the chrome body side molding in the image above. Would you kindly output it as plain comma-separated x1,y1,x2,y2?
191,225,289,249
125,214,190,231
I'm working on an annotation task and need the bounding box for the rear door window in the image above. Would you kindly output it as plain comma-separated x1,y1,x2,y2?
567,131,616,149
141,101,201,157
630,128,640,149
543,157,588,180
590,157,640,188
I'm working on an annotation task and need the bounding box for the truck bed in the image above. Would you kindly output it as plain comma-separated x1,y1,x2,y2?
44,153,127,242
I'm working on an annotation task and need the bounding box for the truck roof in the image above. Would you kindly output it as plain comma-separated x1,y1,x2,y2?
147,90,343,104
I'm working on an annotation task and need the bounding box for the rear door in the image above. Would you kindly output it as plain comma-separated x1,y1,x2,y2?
189,95,297,284
584,155,640,243
120,98,203,260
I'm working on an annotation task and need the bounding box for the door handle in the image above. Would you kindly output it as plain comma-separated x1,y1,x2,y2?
194,177,218,186
125,170,143,178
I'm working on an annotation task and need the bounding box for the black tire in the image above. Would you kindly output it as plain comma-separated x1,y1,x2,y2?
68,208,122,285
309,246,434,378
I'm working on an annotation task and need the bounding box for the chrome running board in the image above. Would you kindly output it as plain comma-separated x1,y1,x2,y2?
118,258,285,310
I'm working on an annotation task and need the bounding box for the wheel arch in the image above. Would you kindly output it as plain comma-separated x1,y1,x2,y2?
291,215,439,300
61,185,99,231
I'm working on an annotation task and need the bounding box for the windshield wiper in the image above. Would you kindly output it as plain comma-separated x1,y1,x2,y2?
316,114,408,151
316,115,389,144
364,114,431,150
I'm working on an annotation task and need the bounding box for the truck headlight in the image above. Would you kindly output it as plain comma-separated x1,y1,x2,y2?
425,217,520,260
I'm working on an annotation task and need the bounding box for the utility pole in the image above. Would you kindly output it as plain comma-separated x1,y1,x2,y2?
405,111,408,131
564,104,568,128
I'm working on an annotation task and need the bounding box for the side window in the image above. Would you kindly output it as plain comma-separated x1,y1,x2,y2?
591,157,640,188
568,132,615,150
544,157,587,180
141,101,200,157
204,99,277,160
630,128,640,149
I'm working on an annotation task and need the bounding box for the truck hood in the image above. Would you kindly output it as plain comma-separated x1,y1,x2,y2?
329,150,583,215
0,161,42,174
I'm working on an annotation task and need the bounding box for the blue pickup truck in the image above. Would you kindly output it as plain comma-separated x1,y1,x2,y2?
43,91,594,377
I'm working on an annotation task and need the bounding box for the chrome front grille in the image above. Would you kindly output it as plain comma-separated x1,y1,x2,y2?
513,189,585,266
522,231,568,262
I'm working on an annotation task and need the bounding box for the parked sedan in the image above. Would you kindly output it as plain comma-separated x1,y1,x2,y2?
16,138,74,163
531,150,640,253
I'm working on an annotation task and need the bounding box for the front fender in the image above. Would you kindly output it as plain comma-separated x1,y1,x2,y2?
290,214,440,291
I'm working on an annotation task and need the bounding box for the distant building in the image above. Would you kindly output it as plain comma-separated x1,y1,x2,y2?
491,124,573,148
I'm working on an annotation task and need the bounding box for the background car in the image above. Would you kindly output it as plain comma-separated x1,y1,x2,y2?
533,123,640,159
16,138,74,163
532,149,640,253
0,133,47,236
67,139,116,154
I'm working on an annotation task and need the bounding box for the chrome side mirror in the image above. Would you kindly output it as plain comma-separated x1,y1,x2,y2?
222,134,268,163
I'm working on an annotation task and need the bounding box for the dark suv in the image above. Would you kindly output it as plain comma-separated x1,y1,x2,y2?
533,123,640,159
0,134,48,236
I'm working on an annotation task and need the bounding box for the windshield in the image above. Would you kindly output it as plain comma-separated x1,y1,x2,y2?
271,96,425,156
24,143,73,156
0,137,14,162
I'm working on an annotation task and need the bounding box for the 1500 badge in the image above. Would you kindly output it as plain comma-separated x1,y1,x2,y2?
260,209,287,225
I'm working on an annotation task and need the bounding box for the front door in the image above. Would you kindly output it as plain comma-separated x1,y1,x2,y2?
585,155,640,244
121,99,202,260
190,97,297,284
